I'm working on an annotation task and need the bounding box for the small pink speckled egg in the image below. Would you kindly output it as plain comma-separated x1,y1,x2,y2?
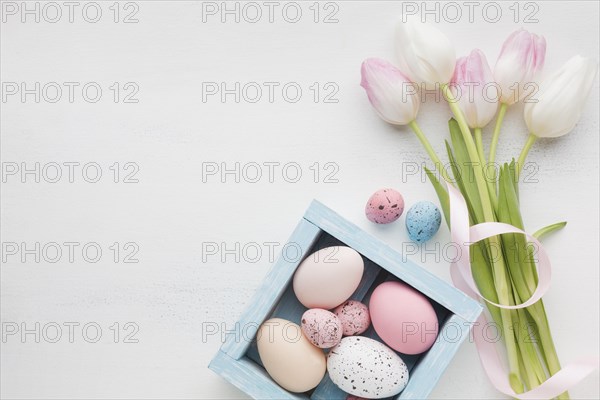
301,309,343,349
333,300,371,336
365,188,405,224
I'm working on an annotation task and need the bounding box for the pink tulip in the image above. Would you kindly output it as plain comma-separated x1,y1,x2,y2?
360,58,420,125
494,29,546,104
450,49,498,129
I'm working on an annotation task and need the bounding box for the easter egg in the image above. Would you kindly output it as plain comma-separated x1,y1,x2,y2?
369,281,438,354
327,336,409,398
301,309,343,348
333,300,371,336
365,188,405,224
293,246,364,309
405,201,441,242
256,318,326,392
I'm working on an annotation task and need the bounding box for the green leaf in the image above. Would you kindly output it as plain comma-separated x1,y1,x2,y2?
500,164,541,290
445,141,464,192
497,164,538,302
424,167,451,229
448,119,484,223
508,159,520,200
500,163,524,230
471,240,499,301
515,308,548,386
445,141,480,226
533,222,567,240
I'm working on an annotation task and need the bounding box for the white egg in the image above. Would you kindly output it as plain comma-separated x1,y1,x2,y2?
327,336,409,399
293,246,364,309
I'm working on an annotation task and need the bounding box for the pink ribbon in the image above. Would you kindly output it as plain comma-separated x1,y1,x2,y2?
446,184,599,399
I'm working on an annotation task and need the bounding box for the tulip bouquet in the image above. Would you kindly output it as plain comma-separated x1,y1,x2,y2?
360,21,598,398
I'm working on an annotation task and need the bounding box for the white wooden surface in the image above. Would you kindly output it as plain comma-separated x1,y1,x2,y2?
1,1,598,398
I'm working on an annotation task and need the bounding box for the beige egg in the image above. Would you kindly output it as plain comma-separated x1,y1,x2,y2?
256,318,326,393
293,246,364,309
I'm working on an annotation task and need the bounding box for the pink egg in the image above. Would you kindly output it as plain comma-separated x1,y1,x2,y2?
365,188,405,224
333,300,371,336
301,309,343,349
369,281,438,354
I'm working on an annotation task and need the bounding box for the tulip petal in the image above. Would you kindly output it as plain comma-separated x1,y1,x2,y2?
451,49,498,128
360,58,420,125
396,19,456,88
495,29,547,105
524,55,598,138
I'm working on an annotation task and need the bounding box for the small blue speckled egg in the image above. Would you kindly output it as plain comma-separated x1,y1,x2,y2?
405,201,441,242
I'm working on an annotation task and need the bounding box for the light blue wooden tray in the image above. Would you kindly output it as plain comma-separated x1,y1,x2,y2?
209,200,482,399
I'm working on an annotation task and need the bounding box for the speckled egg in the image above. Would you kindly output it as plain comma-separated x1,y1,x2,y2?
333,300,371,336
365,188,405,224
405,201,442,242
328,336,409,398
301,309,343,348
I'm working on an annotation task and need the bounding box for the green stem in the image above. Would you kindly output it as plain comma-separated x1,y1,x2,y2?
489,103,508,165
516,326,543,390
514,295,547,388
529,305,563,374
475,128,499,211
474,128,485,161
532,300,570,399
528,303,570,399
517,134,538,177
514,236,569,398
517,349,536,391
442,84,523,393
409,120,453,185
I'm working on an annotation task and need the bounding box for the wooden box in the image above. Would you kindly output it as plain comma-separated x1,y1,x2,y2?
209,200,482,399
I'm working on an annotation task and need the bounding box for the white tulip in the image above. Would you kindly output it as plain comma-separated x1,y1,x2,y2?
395,19,456,89
524,56,598,138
